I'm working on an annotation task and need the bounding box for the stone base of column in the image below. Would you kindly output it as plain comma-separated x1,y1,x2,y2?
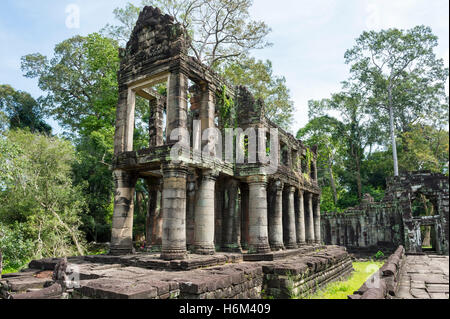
145,244,162,253
109,246,134,256
285,242,298,249
306,239,315,245
314,240,321,245
270,244,285,251
250,244,271,254
221,244,242,253
161,249,187,260
194,245,216,255
297,241,307,246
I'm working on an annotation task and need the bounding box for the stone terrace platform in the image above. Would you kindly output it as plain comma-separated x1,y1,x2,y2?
0,245,351,299
396,254,449,299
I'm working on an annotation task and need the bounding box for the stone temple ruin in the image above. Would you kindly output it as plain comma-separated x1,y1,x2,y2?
110,5,322,258
1,6,448,300
322,172,449,255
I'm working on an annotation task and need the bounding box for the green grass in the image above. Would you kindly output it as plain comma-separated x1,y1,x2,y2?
305,260,384,299
2,266,22,275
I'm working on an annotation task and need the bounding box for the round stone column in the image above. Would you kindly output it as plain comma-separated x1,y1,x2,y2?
306,192,316,244
194,170,218,255
296,190,306,245
248,175,271,254
161,164,188,260
269,181,284,251
110,170,137,255
285,186,298,249
314,194,321,244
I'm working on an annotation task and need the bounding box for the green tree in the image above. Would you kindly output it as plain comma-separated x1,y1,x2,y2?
0,85,51,134
222,57,294,130
20,34,122,243
0,129,87,264
297,115,344,208
21,33,120,136
344,25,449,176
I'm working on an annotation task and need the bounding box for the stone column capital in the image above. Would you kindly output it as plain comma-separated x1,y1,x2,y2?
274,180,284,192
247,175,267,186
202,169,219,181
306,192,313,200
298,189,304,196
287,185,296,194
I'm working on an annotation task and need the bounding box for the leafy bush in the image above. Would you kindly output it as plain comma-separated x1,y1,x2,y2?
374,250,385,260
0,223,35,271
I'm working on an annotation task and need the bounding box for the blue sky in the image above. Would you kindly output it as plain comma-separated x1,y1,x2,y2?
0,0,448,135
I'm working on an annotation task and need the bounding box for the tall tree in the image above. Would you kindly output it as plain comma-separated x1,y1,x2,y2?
21,34,121,242
0,85,51,134
0,130,87,261
344,25,449,176
222,57,294,130
21,33,120,137
104,0,271,68
297,115,344,207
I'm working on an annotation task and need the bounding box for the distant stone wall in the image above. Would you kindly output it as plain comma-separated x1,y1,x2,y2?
321,172,449,255
321,203,403,252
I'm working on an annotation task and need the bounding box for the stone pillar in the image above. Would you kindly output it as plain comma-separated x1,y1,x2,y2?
200,84,216,132
161,164,188,260
305,192,315,244
285,186,298,249
110,170,137,255
296,190,306,245
145,177,162,250
248,176,271,254
166,72,188,143
269,181,284,251
240,184,250,250
314,195,321,244
186,176,197,250
194,170,217,255
233,186,242,252
149,96,165,146
223,179,241,252
114,88,136,154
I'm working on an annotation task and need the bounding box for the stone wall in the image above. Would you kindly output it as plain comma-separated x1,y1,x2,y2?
322,172,449,255
321,203,403,252
262,246,353,298
1,246,351,300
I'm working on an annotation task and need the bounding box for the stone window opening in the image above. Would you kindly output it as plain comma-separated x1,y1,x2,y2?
421,225,438,252
280,143,289,167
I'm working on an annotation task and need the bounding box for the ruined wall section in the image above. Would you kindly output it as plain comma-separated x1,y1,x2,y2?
322,201,403,252
322,172,449,255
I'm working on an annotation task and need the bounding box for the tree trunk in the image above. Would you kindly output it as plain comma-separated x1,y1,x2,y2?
389,86,399,176
42,203,84,256
355,156,362,200
0,248,3,278
327,155,338,205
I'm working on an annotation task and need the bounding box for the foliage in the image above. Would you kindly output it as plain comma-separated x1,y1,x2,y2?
0,223,35,271
222,56,294,130
0,129,87,262
298,26,448,212
374,251,385,260
21,33,120,136
344,25,449,175
216,85,236,128
0,84,51,134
